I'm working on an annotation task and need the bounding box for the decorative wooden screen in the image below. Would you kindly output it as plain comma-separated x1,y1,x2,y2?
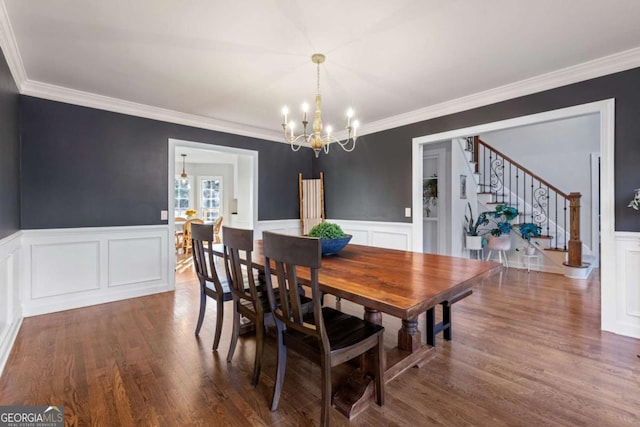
299,172,325,235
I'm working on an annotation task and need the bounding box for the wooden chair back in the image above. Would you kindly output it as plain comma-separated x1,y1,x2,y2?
262,231,327,347
221,226,260,313
191,223,225,294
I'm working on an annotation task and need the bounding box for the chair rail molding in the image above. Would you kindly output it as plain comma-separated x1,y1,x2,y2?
20,225,171,317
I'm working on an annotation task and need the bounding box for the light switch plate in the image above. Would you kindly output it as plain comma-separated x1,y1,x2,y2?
161,210,168,220
405,207,411,217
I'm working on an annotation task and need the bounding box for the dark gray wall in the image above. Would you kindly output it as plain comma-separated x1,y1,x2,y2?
316,67,640,231
0,49,20,239
20,97,313,229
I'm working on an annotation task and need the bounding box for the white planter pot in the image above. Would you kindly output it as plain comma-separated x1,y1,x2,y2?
525,246,536,255
465,235,483,250
486,234,511,251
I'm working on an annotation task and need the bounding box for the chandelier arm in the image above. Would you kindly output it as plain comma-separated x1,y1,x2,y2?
324,134,357,152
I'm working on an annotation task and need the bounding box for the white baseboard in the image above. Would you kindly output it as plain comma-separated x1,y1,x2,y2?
0,316,22,377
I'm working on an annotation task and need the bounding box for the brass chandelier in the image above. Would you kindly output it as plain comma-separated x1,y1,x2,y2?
281,53,359,157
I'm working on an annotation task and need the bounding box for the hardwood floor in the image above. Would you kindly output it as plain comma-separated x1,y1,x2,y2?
1,260,639,426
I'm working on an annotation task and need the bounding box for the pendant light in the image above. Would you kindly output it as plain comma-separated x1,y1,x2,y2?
180,154,188,184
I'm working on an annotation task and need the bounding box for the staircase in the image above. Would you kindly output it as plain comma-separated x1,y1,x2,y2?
463,136,593,278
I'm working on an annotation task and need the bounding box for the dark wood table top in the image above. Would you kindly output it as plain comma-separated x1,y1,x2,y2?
216,241,501,320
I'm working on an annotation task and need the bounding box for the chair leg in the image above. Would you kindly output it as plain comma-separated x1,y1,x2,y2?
212,297,224,351
270,323,287,412
226,300,240,363
375,334,384,406
251,317,264,387
195,291,206,336
320,358,331,427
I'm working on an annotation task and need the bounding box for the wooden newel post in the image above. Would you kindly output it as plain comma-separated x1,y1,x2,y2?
567,192,582,267
473,136,480,174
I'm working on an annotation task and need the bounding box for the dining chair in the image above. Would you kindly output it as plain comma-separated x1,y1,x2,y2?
213,216,223,244
174,217,187,252
191,223,232,350
183,218,204,254
222,226,267,387
262,231,385,426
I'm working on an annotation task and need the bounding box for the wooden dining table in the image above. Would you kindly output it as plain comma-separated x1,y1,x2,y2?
213,240,501,418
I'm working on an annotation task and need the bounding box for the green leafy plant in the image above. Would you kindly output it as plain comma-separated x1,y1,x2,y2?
483,204,518,237
516,223,542,242
464,202,489,236
308,222,346,239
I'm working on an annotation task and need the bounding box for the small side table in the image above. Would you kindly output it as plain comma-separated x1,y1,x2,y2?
519,253,540,273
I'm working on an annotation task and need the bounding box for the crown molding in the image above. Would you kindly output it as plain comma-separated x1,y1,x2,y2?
359,46,640,137
20,80,283,142
0,1,26,87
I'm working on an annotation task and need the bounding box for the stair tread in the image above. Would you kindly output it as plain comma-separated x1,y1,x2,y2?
545,247,568,252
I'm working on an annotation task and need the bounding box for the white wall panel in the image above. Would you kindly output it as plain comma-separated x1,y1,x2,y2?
21,226,171,317
0,232,22,376
108,237,162,287
253,219,412,251
329,220,413,251
31,241,100,298
611,232,640,338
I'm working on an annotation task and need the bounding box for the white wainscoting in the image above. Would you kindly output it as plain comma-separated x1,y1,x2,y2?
607,232,640,338
254,219,413,251
21,226,171,317
254,219,301,238
326,219,413,250
0,231,22,376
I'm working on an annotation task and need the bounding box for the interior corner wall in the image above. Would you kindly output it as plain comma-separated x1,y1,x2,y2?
0,49,20,239
20,96,315,229
316,67,640,232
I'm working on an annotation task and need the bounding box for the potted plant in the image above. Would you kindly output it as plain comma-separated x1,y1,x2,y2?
464,202,488,250
423,175,438,217
483,204,518,251
515,223,542,254
308,222,352,256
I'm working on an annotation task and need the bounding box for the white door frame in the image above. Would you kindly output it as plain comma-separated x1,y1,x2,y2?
589,152,601,268
167,138,259,289
411,99,615,331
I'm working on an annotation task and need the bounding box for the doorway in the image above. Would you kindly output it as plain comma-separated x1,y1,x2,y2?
167,138,259,288
411,99,614,332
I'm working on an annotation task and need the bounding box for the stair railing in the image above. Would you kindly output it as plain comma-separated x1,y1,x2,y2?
469,136,583,267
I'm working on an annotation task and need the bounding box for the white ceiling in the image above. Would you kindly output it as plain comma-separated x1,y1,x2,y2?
4,0,640,141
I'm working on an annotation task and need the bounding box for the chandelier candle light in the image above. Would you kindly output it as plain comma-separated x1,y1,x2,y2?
281,53,359,157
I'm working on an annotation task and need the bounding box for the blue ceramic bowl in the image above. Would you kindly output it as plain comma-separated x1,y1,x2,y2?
320,235,352,256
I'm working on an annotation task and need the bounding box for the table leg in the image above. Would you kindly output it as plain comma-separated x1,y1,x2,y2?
398,318,421,352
